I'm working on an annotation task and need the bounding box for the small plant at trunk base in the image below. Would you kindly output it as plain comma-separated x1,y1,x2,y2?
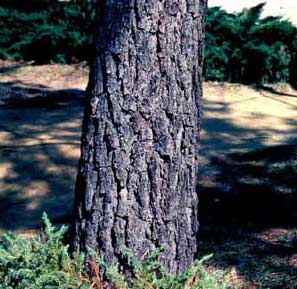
0,213,89,289
0,214,234,289
90,249,233,289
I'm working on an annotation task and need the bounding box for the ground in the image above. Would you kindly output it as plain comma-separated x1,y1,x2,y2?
0,61,296,288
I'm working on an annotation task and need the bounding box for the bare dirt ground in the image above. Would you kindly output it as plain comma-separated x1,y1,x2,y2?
200,82,297,177
198,82,296,288
0,61,296,288
0,61,88,234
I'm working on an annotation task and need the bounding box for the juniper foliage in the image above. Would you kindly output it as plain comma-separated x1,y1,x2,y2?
205,3,297,84
0,0,93,64
0,214,233,289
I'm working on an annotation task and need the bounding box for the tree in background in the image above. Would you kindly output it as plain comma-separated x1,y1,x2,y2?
289,34,297,88
70,0,96,20
72,0,207,274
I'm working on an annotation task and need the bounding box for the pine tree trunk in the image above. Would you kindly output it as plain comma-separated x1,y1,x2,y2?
73,0,207,274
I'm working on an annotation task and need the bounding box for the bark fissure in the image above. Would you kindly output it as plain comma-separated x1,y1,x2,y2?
73,0,207,274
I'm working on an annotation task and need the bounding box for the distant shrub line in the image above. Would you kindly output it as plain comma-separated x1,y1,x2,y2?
205,3,297,85
0,0,94,64
0,1,297,85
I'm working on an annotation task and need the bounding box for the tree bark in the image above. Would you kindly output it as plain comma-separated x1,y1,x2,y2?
73,0,207,274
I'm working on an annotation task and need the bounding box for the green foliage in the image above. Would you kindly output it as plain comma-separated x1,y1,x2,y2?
2,1,295,84
0,213,89,289
205,3,297,84
90,249,233,289
0,214,234,289
0,1,93,64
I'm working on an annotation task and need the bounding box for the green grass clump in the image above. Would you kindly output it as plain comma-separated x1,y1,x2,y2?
0,214,234,289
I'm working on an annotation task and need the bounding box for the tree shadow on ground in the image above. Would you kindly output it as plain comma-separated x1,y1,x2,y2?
197,91,297,288
0,64,24,75
259,90,297,110
199,144,297,226
259,85,297,98
196,224,297,288
0,80,85,232
197,143,297,288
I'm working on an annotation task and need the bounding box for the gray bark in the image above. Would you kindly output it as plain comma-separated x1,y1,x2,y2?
73,0,207,274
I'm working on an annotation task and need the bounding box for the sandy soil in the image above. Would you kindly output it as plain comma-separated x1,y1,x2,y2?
200,82,297,178
0,61,88,234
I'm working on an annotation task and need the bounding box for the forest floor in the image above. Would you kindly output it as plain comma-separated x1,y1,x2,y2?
0,61,296,288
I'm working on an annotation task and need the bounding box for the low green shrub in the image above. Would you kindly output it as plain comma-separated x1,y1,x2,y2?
0,213,89,289
0,213,234,289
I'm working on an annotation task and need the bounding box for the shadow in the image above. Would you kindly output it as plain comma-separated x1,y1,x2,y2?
259,91,297,110
198,89,297,288
0,79,85,231
199,96,297,226
0,64,23,75
199,144,297,226
259,85,297,98
196,225,297,288
0,81,84,108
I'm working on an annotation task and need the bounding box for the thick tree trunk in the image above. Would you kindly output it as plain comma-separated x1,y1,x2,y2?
73,0,207,274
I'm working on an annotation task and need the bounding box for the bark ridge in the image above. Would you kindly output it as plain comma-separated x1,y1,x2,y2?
73,0,207,273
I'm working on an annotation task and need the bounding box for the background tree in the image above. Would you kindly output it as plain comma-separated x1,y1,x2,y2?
72,0,207,274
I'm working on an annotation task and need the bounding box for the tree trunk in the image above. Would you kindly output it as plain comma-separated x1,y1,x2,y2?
289,54,297,88
73,0,207,274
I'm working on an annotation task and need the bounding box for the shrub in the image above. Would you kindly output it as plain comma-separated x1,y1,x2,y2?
1,1,297,85
205,3,297,85
0,213,89,289
0,1,93,64
0,214,234,289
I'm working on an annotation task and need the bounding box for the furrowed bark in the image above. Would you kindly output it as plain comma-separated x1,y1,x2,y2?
73,0,207,274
